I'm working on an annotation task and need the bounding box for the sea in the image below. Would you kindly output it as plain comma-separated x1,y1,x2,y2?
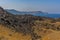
31,13,60,18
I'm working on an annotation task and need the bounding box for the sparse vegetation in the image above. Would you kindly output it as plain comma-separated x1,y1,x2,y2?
0,7,60,40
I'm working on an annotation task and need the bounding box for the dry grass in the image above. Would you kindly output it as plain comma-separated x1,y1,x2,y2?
42,31,60,40
34,20,60,40
0,24,31,40
0,20,60,40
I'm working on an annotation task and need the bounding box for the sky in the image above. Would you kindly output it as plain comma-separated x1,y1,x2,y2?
0,0,60,13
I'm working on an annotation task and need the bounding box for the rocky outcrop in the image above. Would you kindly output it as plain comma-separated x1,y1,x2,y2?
0,7,48,40
0,7,36,34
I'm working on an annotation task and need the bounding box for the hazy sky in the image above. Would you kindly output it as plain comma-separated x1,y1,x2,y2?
0,0,60,13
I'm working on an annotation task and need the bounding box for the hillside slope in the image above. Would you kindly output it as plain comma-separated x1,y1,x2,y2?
0,7,60,40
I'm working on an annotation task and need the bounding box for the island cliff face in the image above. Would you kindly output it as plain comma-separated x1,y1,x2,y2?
0,7,60,40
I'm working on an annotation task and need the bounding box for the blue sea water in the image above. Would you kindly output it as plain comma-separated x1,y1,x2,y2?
31,13,60,18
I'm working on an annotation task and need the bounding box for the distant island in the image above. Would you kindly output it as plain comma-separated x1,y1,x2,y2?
5,9,60,18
